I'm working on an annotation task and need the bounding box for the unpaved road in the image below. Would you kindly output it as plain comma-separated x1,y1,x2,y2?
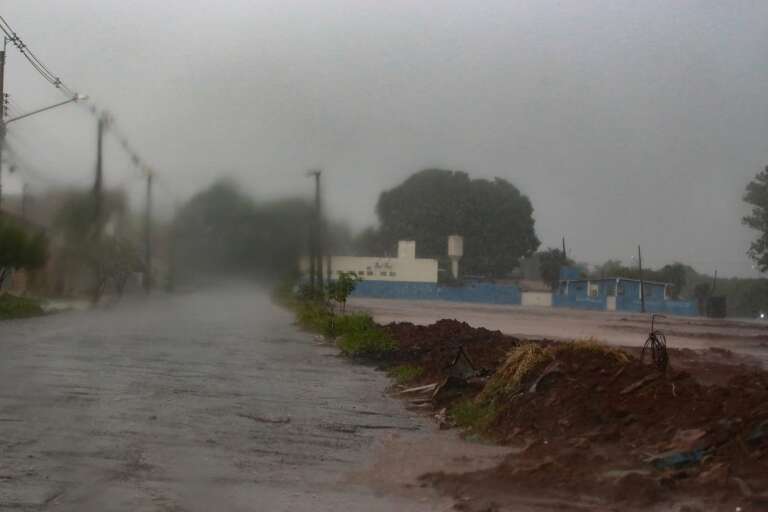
0,289,473,511
351,298,768,366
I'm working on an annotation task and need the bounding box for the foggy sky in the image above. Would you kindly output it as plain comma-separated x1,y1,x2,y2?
3,1,767,277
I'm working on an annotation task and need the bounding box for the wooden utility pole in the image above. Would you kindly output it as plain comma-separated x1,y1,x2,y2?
143,169,153,293
93,112,108,230
306,170,321,294
312,170,323,291
562,236,567,257
638,245,645,313
20,182,28,219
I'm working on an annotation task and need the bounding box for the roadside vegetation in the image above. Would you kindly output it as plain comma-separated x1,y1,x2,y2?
0,293,45,320
387,364,424,385
281,275,397,359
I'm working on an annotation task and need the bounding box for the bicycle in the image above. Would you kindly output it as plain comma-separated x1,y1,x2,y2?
642,314,669,371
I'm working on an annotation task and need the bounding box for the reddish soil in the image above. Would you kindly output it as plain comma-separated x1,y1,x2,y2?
383,319,522,381
382,319,768,511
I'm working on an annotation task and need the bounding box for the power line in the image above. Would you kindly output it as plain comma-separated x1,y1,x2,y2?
0,15,166,203
0,15,75,98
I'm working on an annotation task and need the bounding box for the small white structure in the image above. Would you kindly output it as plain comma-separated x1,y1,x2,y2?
447,235,463,279
397,240,416,259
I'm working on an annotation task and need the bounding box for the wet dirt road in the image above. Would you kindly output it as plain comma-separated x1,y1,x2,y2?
0,290,459,511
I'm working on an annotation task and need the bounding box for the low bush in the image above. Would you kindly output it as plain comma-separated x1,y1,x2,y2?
337,324,397,358
388,364,424,385
295,300,335,336
448,398,498,433
0,293,45,320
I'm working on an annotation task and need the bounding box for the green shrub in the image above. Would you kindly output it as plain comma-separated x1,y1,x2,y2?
388,364,424,384
337,325,397,358
449,398,498,433
331,313,375,336
295,300,335,335
0,293,45,320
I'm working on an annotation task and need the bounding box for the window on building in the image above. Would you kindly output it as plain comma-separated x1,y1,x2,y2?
380,271,387,276
389,272,396,277
588,282,599,298
606,282,616,297
366,271,373,276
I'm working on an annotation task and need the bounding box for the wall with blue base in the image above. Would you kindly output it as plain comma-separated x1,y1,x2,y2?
616,297,698,316
349,279,698,316
351,280,521,305
552,293,607,311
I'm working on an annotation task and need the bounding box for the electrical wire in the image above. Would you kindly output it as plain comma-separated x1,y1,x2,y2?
0,15,76,98
0,15,164,196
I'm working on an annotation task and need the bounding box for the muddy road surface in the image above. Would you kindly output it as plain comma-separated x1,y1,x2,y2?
351,298,768,367
0,289,457,511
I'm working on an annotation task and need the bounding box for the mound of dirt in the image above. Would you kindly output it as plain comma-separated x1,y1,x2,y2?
383,319,521,381
433,342,768,509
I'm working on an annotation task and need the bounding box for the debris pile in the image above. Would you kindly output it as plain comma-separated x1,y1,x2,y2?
450,343,766,508
380,320,768,509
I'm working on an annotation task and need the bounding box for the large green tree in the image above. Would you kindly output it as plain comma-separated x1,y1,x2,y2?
367,169,540,276
743,166,768,271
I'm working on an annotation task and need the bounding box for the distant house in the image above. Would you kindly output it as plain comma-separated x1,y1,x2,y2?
555,277,697,315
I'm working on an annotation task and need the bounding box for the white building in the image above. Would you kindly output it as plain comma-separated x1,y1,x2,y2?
306,241,438,283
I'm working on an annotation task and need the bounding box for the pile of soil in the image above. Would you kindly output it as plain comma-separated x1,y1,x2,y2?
426,344,768,510
377,318,768,509
383,319,521,381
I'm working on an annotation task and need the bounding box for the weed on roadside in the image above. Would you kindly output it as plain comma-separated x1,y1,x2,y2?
388,364,424,385
337,325,397,358
449,398,498,434
0,294,45,320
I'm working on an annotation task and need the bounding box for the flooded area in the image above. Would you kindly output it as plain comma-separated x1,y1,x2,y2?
0,289,459,511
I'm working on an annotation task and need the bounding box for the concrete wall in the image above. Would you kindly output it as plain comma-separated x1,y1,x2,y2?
521,291,553,307
553,292,607,311
329,256,438,283
351,280,521,305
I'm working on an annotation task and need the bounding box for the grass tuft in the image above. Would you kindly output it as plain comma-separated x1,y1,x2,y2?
336,325,397,358
388,364,424,385
449,398,498,433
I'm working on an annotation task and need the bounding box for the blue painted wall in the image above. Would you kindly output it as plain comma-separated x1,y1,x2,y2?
351,280,521,305
347,277,698,316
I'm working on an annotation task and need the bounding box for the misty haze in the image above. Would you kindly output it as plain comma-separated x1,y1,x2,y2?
0,2,767,511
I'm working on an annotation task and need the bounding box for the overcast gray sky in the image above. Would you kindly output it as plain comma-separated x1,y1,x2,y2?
2,1,767,277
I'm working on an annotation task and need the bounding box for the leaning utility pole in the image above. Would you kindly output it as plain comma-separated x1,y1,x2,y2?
143,169,153,293
0,46,6,209
638,245,645,313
